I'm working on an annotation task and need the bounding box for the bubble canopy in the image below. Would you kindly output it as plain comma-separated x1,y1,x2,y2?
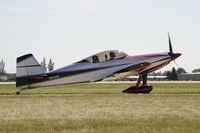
78,50,128,63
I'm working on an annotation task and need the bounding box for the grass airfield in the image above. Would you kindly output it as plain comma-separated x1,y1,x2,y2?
0,82,200,133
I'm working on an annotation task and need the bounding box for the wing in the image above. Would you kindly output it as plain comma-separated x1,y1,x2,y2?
91,62,151,82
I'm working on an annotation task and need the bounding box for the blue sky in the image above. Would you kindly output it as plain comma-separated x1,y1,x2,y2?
0,0,200,73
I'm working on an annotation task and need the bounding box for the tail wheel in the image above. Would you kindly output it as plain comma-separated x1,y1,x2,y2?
16,91,21,95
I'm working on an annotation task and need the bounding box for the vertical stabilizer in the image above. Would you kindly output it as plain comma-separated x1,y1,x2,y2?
16,54,45,88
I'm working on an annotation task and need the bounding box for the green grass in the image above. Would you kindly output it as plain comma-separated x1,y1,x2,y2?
0,83,200,132
0,82,200,95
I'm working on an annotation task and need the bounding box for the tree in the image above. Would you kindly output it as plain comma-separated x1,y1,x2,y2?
177,67,187,74
165,71,171,80
48,58,54,72
192,68,200,73
0,59,6,75
41,58,47,72
165,67,178,80
171,67,178,80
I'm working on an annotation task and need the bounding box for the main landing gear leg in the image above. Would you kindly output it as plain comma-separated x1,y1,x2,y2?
122,74,153,94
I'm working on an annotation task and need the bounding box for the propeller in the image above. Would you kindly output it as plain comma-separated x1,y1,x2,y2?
167,33,181,60
168,32,173,54
174,60,179,69
167,33,181,68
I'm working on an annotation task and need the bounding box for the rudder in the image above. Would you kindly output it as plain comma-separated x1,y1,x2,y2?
16,54,45,88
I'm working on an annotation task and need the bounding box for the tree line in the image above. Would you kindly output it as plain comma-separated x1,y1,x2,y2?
149,67,187,80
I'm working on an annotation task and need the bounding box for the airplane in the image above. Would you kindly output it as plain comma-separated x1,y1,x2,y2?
16,34,181,95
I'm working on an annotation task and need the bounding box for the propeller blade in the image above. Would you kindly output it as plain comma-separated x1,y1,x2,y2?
168,33,173,54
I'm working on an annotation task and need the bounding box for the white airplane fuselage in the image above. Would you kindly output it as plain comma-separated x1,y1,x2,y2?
16,51,180,89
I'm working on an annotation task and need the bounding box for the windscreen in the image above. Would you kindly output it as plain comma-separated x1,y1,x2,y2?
78,50,128,63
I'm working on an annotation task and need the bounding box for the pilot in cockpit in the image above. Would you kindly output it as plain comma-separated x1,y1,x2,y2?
92,55,99,63
109,52,116,60
105,55,108,61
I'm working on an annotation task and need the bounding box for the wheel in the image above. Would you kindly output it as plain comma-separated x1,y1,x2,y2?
140,85,153,94
122,85,153,94
16,91,21,95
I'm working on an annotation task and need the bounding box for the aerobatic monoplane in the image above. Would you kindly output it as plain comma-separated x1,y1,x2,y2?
16,34,181,95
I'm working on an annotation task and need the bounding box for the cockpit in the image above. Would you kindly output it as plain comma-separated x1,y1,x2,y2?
78,50,128,63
